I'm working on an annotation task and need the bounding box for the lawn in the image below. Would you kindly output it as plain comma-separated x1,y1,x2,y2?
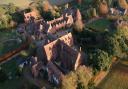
0,30,14,42
0,57,23,89
86,18,111,32
0,0,31,8
0,30,23,56
96,61,128,89
0,0,72,7
0,77,23,89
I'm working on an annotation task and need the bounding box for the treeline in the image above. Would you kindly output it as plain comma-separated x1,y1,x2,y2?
28,0,69,21
74,0,128,20
0,3,24,30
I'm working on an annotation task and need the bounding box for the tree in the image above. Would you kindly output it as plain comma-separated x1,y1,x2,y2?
105,35,122,57
107,0,113,7
98,0,109,15
0,15,9,29
73,20,84,32
89,49,110,71
10,20,17,28
42,0,52,12
36,0,55,20
76,66,92,89
0,7,6,16
92,8,97,17
118,0,128,9
73,9,84,32
104,28,128,57
61,66,93,89
61,72,78,89
28,42,37,55
8,3,17,14
119,37,128,52
12,12,24,24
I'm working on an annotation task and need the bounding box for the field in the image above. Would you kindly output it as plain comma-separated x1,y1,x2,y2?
96,61,128,89
0,0,31,8
0,57,23,89
0,0,73,7
0,31,22,56
0,30,15,43
86,18,111,32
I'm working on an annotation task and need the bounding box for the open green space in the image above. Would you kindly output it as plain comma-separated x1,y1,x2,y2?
86,19,111,32
0,57,23,89
0,0,31,8
0,30,23,56
0,30,15,42
0,77,23,89
0,0,72,7
96,61,128,89
0,57,18,76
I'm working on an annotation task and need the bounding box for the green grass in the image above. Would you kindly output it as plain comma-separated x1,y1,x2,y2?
0,30,14,42
96,62,128,89
0,57,23,89
0,77,23,89
0,30,22,56
86,19,111,32
0,57,18,77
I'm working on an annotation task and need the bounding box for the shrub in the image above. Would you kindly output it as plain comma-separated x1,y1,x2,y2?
61,72,78,89
89,49,110,71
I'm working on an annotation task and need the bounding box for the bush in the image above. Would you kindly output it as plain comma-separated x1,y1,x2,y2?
89,49,111,71
61,67,92,89
61,72,78,89
104,29,128,57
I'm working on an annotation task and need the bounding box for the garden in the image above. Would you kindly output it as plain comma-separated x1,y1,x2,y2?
86,18,111,32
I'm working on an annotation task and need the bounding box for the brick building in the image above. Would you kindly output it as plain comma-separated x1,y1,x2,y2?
23,8,81,35
21,8,85,86
24,11,39,23
42,33,85,85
